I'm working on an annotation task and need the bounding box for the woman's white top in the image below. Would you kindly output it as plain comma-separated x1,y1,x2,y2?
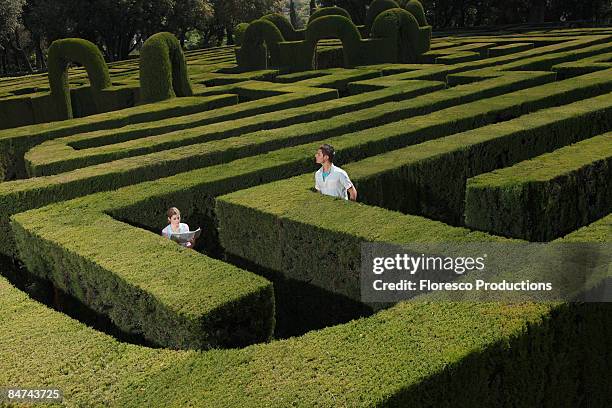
162,223,191,247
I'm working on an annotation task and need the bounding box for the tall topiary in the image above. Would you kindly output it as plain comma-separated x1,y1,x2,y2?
397,0,429,26
305,15,363,68
47,38,111,119
234,23,250,46
365,0,400,28
371,8,424,62
307,6,352,25
261,13,303,41
238,19,285,71
139,32,193,104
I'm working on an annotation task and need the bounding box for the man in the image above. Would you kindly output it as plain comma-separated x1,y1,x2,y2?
314,144,357,201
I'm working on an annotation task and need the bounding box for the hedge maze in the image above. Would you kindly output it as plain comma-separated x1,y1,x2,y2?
1,9,611,407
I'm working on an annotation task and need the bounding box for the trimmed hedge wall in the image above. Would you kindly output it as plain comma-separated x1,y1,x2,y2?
238,19,285,70
47,38,111,119
350,91,612,226
23,85,339,176
488,42,535,57
11,189,275,350
465,132,612,241
261,13,304,41
4,269,610,406
0,94,238,180
234,22,250,46
366,35,611,84
0,69,606,260
307,6,352,25
3,29,612,403
365,0,400,28
139,32,193,103
213,89,612,300
371,8,430,63
305,15,364,68
23,70,554,177
398,0,429,26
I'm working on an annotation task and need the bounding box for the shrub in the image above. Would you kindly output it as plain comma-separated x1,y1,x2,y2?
305,16,363,68
237,19,284,71
47,38,111,119
307,6,352,25
465,132,612,241
365,0,400,28
261,13,304,41
234,23,250,46
398,0,429,26
139,32,193,103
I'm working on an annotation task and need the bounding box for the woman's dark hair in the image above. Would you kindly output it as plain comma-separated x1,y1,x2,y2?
319,143,335,162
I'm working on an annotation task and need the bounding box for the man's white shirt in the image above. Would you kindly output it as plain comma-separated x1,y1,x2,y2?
315,164,353,200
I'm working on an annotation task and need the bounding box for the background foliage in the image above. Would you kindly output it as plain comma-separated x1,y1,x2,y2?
1,0,611,76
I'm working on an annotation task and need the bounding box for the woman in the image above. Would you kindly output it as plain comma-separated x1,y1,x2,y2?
161,207,195,248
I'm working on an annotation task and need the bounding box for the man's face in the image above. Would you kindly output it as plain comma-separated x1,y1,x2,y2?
315,149,327,164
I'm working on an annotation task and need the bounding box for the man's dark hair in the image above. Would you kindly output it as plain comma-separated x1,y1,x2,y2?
319,143,335,162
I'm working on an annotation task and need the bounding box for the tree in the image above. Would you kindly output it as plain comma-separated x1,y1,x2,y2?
0,0,25,38
208,0,283,45
167,0,214,47
0,0,28,73
290,0,298,26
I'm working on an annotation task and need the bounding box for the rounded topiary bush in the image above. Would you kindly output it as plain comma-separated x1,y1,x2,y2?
308,6,352,25
239,19,285,70
234,23,250,46
306,15,362,67
365,0,400,28
47,38,111,119
261,13,302,41
398,0,428,26
371,8,423,62
139,32,193,104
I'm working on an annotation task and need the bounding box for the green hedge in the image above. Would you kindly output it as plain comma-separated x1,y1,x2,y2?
0,84,138,131
499,40,612,71
305,16,364,68
4,269,610,406
353,91,612,226
0,94,238,180
551,51,612,79
314,46,345,69
27,81,420,175
368,35,610,84
465,132,612,241
47,38,111,119
214,91,612,299
217,173,502,301
46,85,337,153
0,94,36,130
307,6,351,25
261,13,304,41
2,32,612,401
11,187,275,350
139,32,193,103
371,8,430,63
365,0,399,28
24,70,552,177
398,0,429,26
1,69,605,258
552,62,612,80
488,42,535,57
237,19,284,70
234,22,250,46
